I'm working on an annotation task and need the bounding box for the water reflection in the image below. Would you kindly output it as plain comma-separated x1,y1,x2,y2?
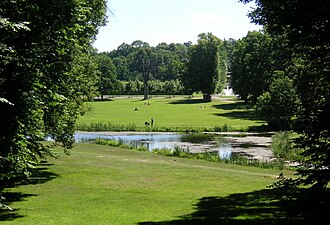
219,144,232,159
75,132,234,159
75,133,183,148
75,133,179,141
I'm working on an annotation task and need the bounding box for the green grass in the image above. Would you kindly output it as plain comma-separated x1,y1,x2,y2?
1,143,297,225
77,96,265,131
95,138,286,170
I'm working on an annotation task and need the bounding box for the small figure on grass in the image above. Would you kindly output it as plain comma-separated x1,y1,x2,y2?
145,118,154,126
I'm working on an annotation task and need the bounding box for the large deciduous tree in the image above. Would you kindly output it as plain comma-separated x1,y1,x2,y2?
0,0,106,183
231,31,292,104
184,33,226,101
240,0,330,189
231,31,272,103
93,54,118,100
130,47,153,100
256,72,300,129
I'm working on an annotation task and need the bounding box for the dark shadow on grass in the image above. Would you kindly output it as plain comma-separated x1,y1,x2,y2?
212,102,264,122
94,98,113,102
212,101,253,111
169,98,208,105
0,162,58,221
137,188,329,225
213,111,263,121
0,192,37,221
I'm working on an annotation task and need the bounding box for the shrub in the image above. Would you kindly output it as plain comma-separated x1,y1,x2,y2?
272,131,301,160
256,74,300,130
181,133,214,143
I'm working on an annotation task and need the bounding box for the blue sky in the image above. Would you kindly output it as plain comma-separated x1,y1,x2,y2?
93,0,261,52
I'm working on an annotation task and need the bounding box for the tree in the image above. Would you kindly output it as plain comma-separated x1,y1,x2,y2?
130,47,153,100
231,31,292,103
256,72,300,129
184,33,226,101
231,31,272,102
240,0,330,189
112,56,130,80
0,0,106,183
93,54,118,100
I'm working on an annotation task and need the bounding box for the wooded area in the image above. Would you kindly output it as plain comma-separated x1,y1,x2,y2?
0,0,329,213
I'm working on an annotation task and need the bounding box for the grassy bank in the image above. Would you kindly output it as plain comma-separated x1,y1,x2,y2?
2,143,296,225
77,96,265,132
95,138,286,170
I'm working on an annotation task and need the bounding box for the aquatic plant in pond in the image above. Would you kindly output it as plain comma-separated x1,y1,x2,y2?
272,131,302,161
95,137,285,169
180,133,215,143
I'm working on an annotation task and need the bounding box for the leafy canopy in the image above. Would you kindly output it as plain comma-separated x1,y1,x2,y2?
240,0,330,189
0,0,107,182
184,33,226,101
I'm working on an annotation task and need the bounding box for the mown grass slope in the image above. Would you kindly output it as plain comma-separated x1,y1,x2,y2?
77,96,265,131
1,143,294,225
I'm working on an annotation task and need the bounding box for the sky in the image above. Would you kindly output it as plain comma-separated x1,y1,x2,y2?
93,0,262,52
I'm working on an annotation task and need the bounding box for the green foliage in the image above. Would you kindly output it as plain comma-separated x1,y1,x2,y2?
180,133,215,143
0,0,106,183
76,122,138,132
92,54,120,99
184,33,227,101
256,72,300,130
222,153,285,170
241,0,330,190
231,31,292,104
214,124,230,132
96,138,285,169
95,138,148,152
130,47,153,100
272,132,301,161
104,41,189,98
231,31,271,103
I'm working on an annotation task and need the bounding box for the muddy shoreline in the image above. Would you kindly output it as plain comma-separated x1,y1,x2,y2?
76,131,274,161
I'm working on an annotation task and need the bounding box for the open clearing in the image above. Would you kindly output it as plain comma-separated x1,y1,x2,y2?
77,96,265,130
1,143,293,225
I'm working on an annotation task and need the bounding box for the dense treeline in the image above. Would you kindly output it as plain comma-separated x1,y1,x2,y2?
1,0,328,199
93,41,190,99
93,34,230,100
0,0,229,186
230,31,299,129
0,0,106,184
237,0,329,190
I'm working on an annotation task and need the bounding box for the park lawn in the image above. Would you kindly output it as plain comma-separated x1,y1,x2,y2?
77,96,265,130
1,143,294,225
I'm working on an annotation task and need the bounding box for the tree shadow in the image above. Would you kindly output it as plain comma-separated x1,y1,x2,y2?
0,192,37,221
213,111,263,121
138,188,329,225
212,102,264,122
212,102,252,111
169,98,208,105
0,162,58,221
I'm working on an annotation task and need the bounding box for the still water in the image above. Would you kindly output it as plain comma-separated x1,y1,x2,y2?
74,132,232,159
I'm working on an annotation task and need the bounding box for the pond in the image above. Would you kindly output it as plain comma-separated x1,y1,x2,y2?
74,132,234,159
74,132,273,161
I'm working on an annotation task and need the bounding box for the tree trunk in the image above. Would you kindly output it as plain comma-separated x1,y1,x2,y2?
143,82,148,100
203,93,211,102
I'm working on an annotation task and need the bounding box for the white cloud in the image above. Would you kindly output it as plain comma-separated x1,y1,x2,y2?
188,12,228,24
